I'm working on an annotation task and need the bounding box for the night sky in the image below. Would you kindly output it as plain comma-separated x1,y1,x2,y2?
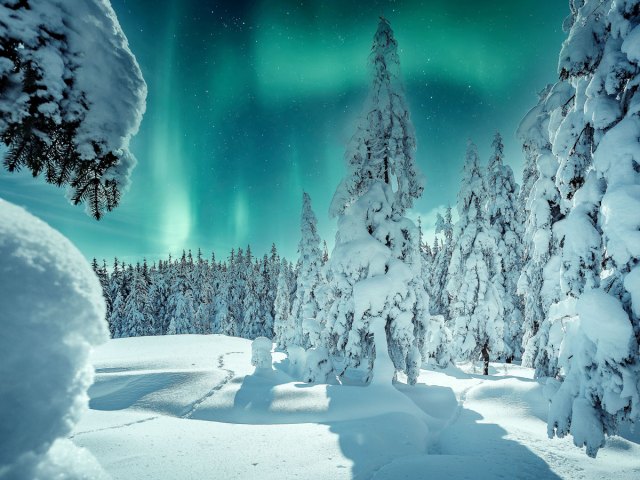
0,0,567,263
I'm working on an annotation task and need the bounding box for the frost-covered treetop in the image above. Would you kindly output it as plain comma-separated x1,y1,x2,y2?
457,141,484,223
435,205,453,245
558,0,610,79
0,0,147,219
299,192,321,260
330,17,424,217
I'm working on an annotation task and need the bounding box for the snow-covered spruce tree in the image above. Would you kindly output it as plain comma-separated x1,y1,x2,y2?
273,258,293,350
423,314,453,368
516,82,572,377
447,142,504,375
257,255,275,338
166,253,195,335
323,18,428,385
106,258,122,337
536,0,640,457
418,217,433,305
485,132,523,361
121,267,151,337
241,263,264,339
145,261,170,335
291,192,324,348
417,215,453,367
213,264,232,335
92,258,112,323
0,0,146,219
193,250,214,334
226,248,246,337
266,244,280,328
109,260,132,338
429,206,454,317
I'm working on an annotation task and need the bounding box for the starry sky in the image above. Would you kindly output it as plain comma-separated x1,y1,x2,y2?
0,0,568,263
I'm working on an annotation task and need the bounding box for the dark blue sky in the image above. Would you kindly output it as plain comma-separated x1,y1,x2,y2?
0,0,567,262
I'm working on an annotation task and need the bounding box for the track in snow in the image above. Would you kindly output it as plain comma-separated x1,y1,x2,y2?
180,351,242,419
70,415,159,438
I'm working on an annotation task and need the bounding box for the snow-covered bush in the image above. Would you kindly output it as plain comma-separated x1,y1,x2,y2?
251,337,273,370
286,345,307,378
0,199,108,478
423,315,452,368
302,347,334,384
547,291,638,457
0,0,146,219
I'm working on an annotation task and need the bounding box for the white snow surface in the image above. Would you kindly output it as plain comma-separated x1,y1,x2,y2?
0,199,109,479
71,334,640,479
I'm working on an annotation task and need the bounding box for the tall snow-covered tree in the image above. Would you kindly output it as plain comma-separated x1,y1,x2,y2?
534,0,640,457
323,18,428,385
213,264,232,335
291,192,324,348
121,267,151,337
226,248,246,337
429,206,454,317
258,256,275,338
241,267,262,339
266,244,280,325
447,142,503,375
145,261,170,335
92,258,112,322
517,81,571,377
192,249,214,334
166,254,195,335
273,258,293,350
485,132,523,361
0,0,146,219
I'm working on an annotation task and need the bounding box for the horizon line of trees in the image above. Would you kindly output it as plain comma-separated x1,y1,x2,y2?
92,243,325,340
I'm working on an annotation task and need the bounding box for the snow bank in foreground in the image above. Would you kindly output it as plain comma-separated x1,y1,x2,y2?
0,199,108,479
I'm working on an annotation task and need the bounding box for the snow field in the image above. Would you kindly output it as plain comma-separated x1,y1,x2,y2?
73,335,640,479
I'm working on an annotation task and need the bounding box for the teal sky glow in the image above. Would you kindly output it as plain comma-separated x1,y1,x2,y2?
0,0,567,263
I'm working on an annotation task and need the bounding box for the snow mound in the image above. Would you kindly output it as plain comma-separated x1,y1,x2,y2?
0,199,108,478
251,337,273,370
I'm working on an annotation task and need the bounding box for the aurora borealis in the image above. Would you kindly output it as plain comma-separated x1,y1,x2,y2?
0,0,567,262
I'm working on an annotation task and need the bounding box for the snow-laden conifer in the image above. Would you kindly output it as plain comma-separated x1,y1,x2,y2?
323,18,428,385
447,142,503,375
516,82,571,377
273,259,293,349
121,267,151,337
485,132,523,361
429,206,453,318
538,0,640,456
291,193,324,348
0,0,146,218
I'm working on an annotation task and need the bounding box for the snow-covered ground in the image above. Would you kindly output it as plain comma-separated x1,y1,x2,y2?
72,335,640,479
